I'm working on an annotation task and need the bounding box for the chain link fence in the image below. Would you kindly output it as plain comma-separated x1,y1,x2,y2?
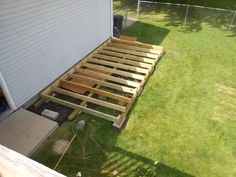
136,1,236,32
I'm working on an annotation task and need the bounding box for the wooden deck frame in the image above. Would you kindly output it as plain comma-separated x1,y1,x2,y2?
35,37,164,129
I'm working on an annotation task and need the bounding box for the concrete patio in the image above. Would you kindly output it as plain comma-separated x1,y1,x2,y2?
0,108,58,156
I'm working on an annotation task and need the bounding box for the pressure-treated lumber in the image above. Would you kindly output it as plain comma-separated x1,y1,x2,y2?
119,35,137,42
108,42,162,55
60,80,131,103
41,94,118,122
52,86,126,112
70,74,136,94
77,68,140,88
93,53,153,69
98,49,155,64
81,63,145,81
111,38,164,50
88,58,149,74
37,37,164,129
103,46,158,59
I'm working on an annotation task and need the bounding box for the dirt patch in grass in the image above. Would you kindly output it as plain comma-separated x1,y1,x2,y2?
215,84,236,96
213,84,236,123
53,140,70,155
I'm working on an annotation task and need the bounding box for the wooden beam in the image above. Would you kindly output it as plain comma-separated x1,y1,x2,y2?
119,35,137,42
88,58,149,74
77,68,140,88
93,53,153,69
81,63,145,81
41,94,118,122
60,80,131,103
52,86,126,112
108,42,162,55
98,50,155,64
103,46,158,59
68,109,79,120
69,74,136,94
111,38,164,50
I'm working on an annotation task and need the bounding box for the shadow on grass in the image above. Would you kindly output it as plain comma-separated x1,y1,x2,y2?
113,0,137,14
99,147,194,177
139,3,236,34
32,114,194,177
122,21,170,45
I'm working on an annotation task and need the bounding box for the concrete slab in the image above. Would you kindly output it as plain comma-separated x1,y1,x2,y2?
41,109,59,120
123,18,137,29
0,108,58,156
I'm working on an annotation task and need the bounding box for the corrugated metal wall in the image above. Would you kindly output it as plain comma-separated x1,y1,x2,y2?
0,0,112,108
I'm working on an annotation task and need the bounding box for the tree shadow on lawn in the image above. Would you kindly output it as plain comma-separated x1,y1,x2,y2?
139,3,236,35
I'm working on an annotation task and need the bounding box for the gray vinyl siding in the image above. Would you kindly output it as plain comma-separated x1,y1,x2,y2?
0,0,112,108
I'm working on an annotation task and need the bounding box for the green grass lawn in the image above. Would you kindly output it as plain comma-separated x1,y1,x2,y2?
156,0,236,9
32,5,236,177
114,0,236,10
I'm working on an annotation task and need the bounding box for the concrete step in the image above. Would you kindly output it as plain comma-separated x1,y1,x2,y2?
0,108,58,156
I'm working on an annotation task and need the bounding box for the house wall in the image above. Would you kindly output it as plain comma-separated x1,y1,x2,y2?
0,0,112,109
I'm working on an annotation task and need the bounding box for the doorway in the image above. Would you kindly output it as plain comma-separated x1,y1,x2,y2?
0,87,13,121
0,88,8,112
0,73,15,121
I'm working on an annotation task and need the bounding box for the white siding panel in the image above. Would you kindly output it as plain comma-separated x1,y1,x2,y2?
0,0,111,108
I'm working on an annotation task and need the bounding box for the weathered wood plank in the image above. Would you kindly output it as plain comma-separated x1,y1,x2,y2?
88,58,149,74
108,42,162,55
111,38,164,50
0,145,66,177
69,74,136,94
41,94,118,122
77,68,140,88
119,35,137,42
81,63,145,81
52,86,126,112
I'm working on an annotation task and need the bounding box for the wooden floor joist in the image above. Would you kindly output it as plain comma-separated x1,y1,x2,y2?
98,49,156,64
60,80,131,104
93,53,153,69
81,63,145,81
37,37,164,129
88,58,149,74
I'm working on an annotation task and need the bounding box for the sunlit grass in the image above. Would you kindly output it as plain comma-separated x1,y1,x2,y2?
32,3,236,177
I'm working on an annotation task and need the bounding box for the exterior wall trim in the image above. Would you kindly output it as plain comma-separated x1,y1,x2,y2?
0,72,16,110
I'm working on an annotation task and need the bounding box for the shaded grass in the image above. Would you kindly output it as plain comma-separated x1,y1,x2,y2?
32,7,236,177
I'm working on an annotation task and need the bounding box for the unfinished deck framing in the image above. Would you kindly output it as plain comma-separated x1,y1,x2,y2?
36,38,164,128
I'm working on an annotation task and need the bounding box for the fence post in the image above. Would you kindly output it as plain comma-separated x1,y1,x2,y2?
229,11,236,32
137,0,141,19
184,5,190,26
125,10,128,28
